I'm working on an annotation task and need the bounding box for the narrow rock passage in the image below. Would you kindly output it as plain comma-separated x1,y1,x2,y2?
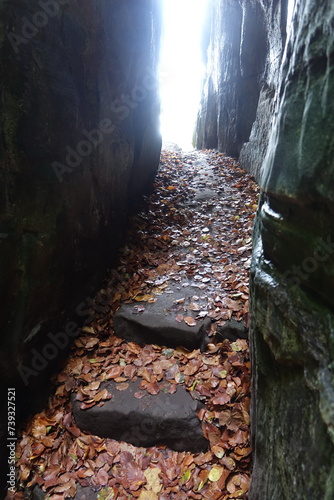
16,148,259,500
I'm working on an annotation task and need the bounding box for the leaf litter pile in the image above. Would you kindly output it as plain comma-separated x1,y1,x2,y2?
16,149,259,500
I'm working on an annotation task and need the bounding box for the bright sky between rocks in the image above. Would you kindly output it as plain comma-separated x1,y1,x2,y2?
159,0,209,150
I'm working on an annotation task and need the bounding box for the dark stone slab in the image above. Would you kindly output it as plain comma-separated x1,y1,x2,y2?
72,380,208,453
216,319,248,341
30,484,97,500
114,290,211,351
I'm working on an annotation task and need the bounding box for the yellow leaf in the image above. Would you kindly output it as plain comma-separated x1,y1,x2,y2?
97,488,115,500
134,294,155,302
231,341,242,352
82,326,95,334
144,468,162,494
138,491,158,500
208,466,224,482
180,469,191,484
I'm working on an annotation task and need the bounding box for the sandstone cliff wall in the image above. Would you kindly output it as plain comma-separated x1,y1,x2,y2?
0,0,162,406
250,1,334,497
196,0,288,180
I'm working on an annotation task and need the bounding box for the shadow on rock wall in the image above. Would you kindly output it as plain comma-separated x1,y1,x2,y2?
0,0,162,495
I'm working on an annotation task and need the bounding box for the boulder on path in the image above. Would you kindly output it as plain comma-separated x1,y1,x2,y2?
114,292,211,351
31,484,98,500
216,319,249,341
72,380,208,453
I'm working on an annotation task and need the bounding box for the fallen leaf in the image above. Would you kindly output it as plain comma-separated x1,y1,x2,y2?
97,487,115,500
138,491,158,500
96,468,109,486
208,466,224,482
116,383,129,391
134,391,146,399
144,467,162,494
180,469,191,485
123,461,146,491
184,316,196,327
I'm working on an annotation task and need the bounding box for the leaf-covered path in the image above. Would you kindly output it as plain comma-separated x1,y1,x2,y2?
16,148,259,500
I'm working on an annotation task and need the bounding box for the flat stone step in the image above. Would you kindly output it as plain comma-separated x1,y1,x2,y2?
71,379,208,453
113,285,211,351
32,484,98,500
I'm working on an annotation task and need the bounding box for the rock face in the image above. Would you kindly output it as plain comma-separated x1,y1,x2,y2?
0,1,162,386
0,1,161,491
72,380,208,453
196,0,288,178
249,1,334,499
198,0,334,497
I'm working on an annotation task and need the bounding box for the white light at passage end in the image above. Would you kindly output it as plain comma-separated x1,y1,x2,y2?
159,0,209,151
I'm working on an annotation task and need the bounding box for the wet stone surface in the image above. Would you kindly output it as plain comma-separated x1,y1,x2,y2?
113,282,211,351
72,379,208,453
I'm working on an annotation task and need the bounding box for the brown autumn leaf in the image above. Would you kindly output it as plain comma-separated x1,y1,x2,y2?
145,380,160,395
116,383,129,391
219,409,244,431
77,468,95,479
232,446,252,459
83,337,100,349
96,468,109,486
30,419,47,440
80,401,97,410
168,383,177,394
221,456,236,471
85,380,101,392
30,442,46,459
211,445,225,459
203,422,221,446
184,316,196,327
138,367,152,382
94,389,113,401
211,392,231,406
53,477,76,495
123,461,146,491
182,359,201,376
105,365,123,380
124,364,136,379
189,302,201,311
19,464,31,482
134,390,146,399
